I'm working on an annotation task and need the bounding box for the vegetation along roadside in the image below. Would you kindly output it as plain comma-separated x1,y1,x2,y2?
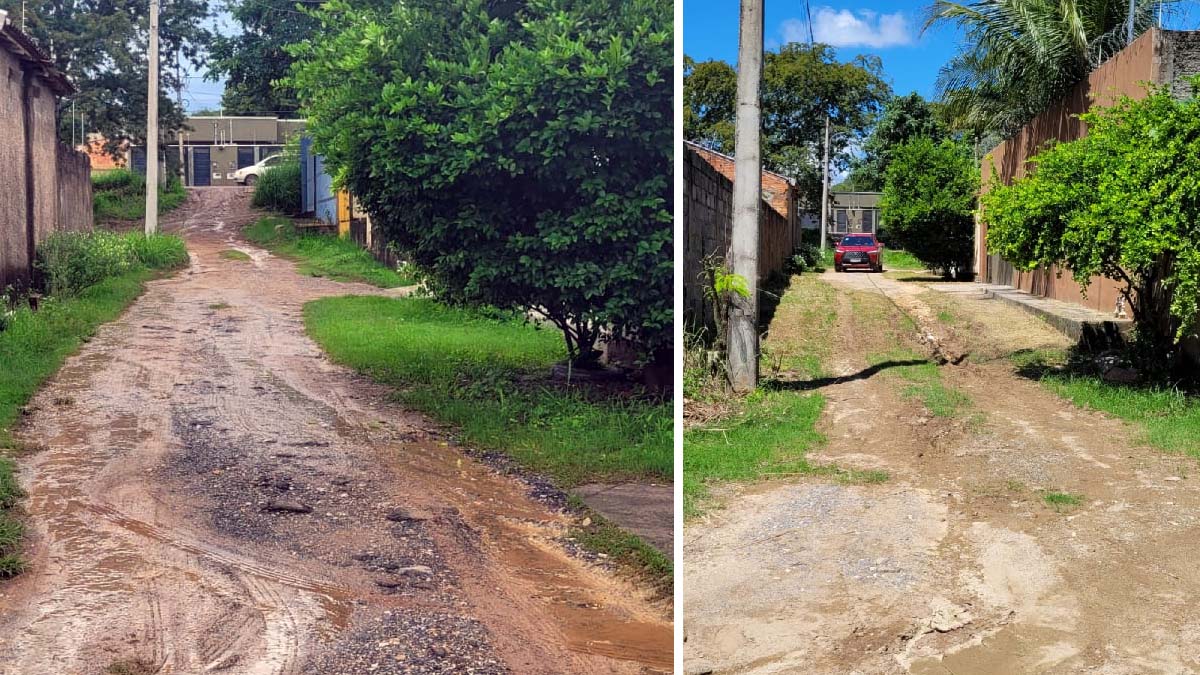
243,216,416,288
0,230,188,577
93,170,187,223
304,295,673,591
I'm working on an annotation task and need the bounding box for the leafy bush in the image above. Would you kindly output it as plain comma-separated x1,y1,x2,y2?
879,137,978,278
788,242,823,273
251,161,301,215
288,0,672,365
93,170,187,221
35,231,187,296
982,83,1200,368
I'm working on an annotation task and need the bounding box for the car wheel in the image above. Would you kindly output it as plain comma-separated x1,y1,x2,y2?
244,174,257,186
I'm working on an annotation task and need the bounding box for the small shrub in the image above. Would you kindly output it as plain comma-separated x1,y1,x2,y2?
35,231,188,296
251,161,301,215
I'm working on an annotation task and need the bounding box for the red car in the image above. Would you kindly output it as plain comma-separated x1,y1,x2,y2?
834,234,883,273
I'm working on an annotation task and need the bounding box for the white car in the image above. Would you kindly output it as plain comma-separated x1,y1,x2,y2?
234,154,284,186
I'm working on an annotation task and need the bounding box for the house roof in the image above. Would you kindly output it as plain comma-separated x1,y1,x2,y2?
0,10,74,96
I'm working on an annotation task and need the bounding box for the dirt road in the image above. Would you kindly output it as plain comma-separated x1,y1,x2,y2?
685,270,1200,674
0,189,672,674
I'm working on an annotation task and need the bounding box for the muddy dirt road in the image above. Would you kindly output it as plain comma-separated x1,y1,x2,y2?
0,189,672,674
685,270,1200,674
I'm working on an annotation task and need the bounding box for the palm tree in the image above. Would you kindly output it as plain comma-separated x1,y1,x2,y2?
926,0,1177,137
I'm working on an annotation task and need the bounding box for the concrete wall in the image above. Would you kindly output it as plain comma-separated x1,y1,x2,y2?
0,47,29,290
56,145,93,232
0,40,91,290
979,29,1200,313
683,143,794,328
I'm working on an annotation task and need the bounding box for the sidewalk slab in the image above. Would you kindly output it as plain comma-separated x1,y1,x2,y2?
927,282,1133,347
575,483,673,554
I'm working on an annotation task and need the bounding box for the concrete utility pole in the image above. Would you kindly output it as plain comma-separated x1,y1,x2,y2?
144,0,160,235
1126,0,1136,44
177,49,185,183
728,0,763,393
819,115,830,253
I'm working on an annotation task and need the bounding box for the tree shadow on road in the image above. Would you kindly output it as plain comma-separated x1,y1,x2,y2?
764,359,929,392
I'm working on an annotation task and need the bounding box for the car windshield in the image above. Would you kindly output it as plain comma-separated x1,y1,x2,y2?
841,236,875,246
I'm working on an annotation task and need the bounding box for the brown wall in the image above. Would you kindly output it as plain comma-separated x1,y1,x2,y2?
0,47,30,290
979,29,1200,313
683,144,794,327
56,145,94,233
0,42,92,290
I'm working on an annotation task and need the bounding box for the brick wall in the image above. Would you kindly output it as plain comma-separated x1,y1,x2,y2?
683,143,794,328
685,141,795,224
0,47,29,289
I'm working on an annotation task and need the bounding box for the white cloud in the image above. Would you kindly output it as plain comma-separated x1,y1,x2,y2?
781,7,914,49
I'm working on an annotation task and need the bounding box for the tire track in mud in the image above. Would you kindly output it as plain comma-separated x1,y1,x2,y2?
0,188,672,674
686,271,1200,674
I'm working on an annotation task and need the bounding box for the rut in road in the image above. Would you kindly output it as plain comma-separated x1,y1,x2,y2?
0,188,672,675
685,270,1200,674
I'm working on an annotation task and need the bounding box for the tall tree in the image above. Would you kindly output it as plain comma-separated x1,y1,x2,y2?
926,0,1176,137
847,92,948,191
683,44,890,207
289,0,672,365
0,0,211,152
207,0,320,116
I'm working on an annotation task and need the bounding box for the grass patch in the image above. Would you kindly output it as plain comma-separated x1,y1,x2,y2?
882,248,925,270
220,249,251,261
760,274,837,381
93,169,186,222
870,349,971,418
1042,491,1083,510
208,302,231,310
245,217,414,288
1040,374,1200,455
683,390,886,517
304,295,671,585
302,297,670,484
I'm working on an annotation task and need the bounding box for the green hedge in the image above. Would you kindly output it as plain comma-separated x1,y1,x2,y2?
35,230,188,297
251,162,301,215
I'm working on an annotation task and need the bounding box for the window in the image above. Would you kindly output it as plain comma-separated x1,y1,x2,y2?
262,155,282,167
862,209,875,232
835,209,848,232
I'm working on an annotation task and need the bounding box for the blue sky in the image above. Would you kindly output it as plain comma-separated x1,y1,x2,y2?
683,0,1200,99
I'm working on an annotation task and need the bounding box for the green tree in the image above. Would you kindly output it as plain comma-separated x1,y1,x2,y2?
981,84,1200,368
848,92,948,191
289,0,672,366
207,0,322,116
683,44,890,206
1,0,211,152
879,137,978,277
926,0,1174,137
683,56,736,150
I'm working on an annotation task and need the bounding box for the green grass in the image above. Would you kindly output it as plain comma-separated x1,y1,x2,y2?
244,217,415,288
1042,491,1083,510
683,390,886,517
304,295,671,587
303,296,670,484
0,240,187,578
220,249,252,261
870,349,972,418
882,248,925,270
760,274,837,381
1041,374,1200,455
93,170,187,222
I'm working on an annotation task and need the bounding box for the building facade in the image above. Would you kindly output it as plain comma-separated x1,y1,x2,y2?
131,116,306,187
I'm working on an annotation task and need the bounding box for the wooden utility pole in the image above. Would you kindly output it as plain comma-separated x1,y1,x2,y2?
728,0,763,393
819,115,830,253
144,0,160,235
